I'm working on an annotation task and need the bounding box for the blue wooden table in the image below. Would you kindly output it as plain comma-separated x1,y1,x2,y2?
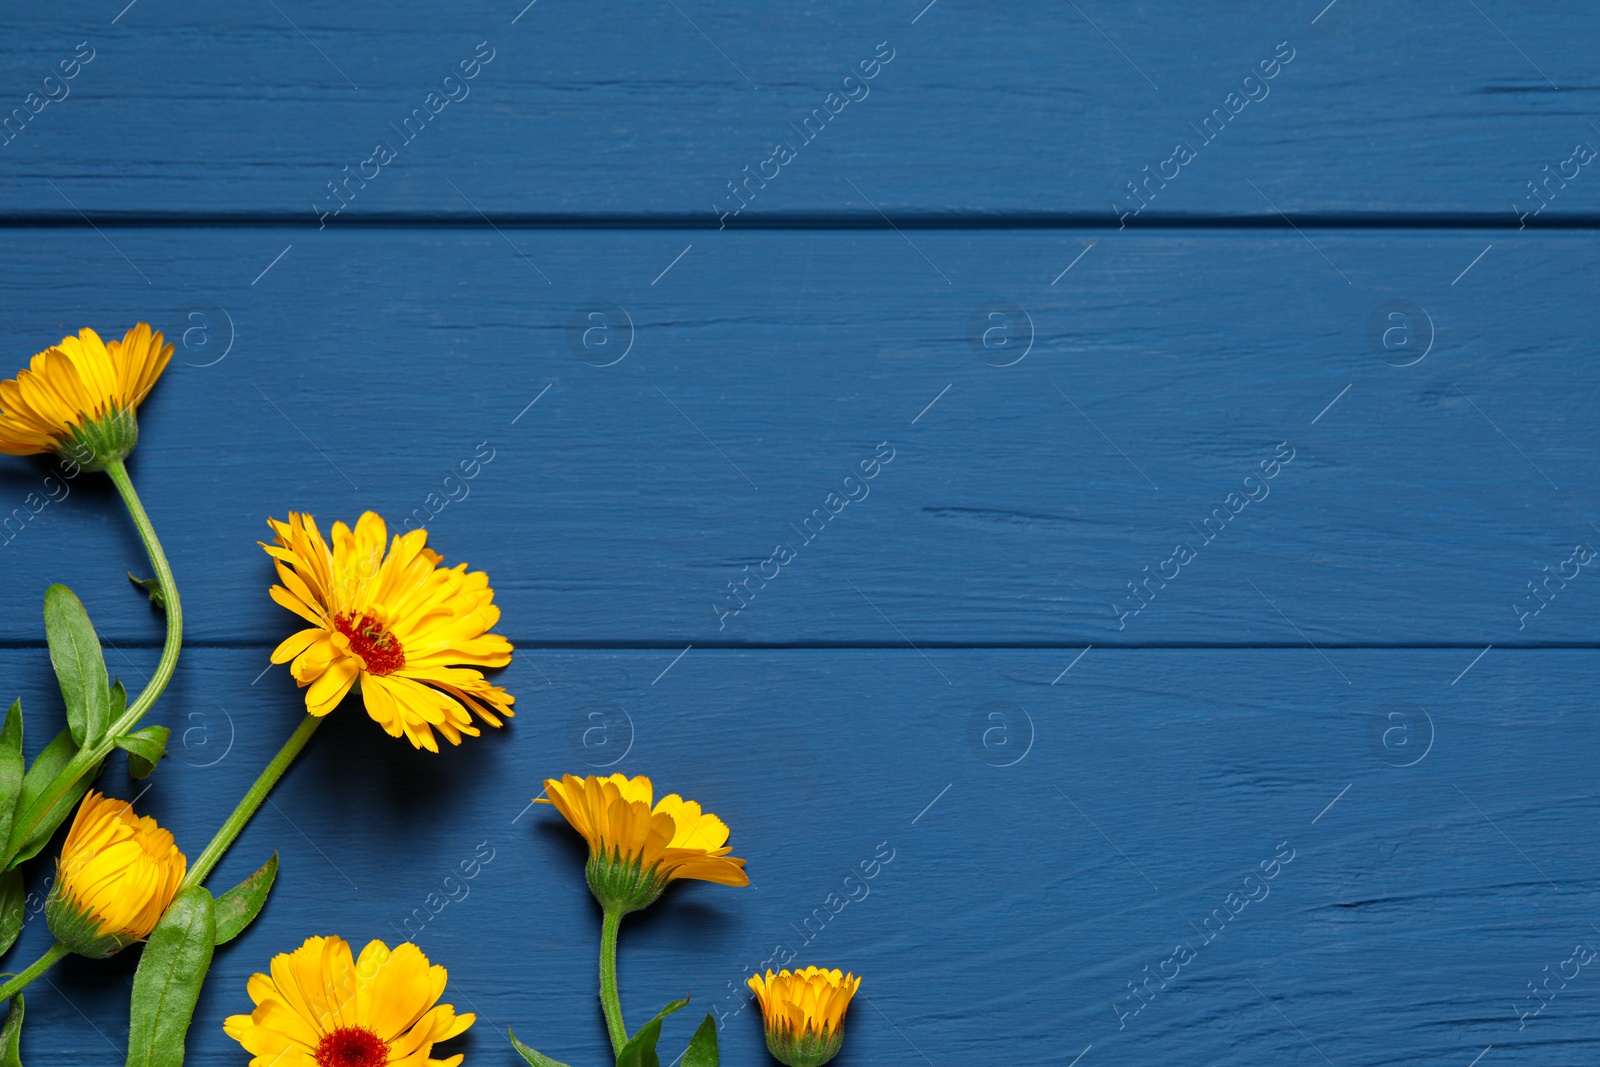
2,2,1599,1064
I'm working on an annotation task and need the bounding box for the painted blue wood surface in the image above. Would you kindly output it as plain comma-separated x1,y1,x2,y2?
0,4,1597,219
0,648,1595,1065
0,230,1595,646
1,1,1597,1064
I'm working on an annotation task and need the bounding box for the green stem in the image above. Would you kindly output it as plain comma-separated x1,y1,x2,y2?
3,457,183,866
599,904,627,1056
182,713,324,892
0,942,69,1001
102,457,183,733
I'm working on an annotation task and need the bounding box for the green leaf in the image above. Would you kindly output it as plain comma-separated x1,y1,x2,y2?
509,1029,575,1067
682,1013,718,1067
16,728,74,816
213,852,278,945
128,573,167,612
0,870,24,959
9,728,95,867
109,679,127,718
11,727,79,863
44,585,110,747
0,989,22,1067
616,997,689,1067
8,726,84,870
126,886,216,1067
0,702,24,851
115,726,170,780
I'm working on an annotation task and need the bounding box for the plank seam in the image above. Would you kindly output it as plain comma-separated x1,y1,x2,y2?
0,641,1592,652
2,214,1599,230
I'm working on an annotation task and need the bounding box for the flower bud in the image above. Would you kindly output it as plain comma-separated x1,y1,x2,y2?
45,791,186,958
747,967,861,1067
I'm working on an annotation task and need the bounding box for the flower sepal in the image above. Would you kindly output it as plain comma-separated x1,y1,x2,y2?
59,408,138,472
44,892,135,959
586,848,669,914
763,1026,844,1067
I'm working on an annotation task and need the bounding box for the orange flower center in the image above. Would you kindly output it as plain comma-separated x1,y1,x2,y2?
316,1026,388,1067
334,612,406,676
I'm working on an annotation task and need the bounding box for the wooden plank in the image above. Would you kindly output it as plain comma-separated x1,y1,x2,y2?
1,228,1595,646
0,646,1593,1063
0,3,1597,219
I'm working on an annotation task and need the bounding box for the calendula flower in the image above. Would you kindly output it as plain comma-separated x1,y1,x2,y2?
540,773,748,912
44,791,187,958
224,935,474,1067
262,511,515,752
0,324,172,469
747,967,862,1067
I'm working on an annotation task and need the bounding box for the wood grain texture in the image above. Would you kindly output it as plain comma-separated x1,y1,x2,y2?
0,3,1596,219
0,646,1592,1065
1,3,1595,1061
0,229,1594,647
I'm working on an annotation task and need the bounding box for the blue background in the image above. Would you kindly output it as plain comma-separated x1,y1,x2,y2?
1,2,1598,1064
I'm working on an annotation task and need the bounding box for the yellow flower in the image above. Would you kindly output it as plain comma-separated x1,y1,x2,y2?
0,324,172,468
44,791,187,958
539,773,748,911
747,967,862,1067
262,511,515,752
223,935,474,1067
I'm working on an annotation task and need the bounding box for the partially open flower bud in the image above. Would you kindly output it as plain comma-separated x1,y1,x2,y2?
747,967,861,1067
0,324,172,471
539,773,747,913
45,791,186,958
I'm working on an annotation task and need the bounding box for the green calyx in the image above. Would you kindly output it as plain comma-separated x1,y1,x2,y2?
585,847,669,914
765,1026,845,1067
44,887,133,959
59,408,138,472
